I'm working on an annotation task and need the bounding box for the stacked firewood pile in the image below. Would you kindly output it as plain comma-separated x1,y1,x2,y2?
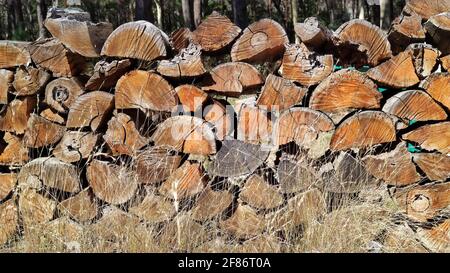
0,0,449,252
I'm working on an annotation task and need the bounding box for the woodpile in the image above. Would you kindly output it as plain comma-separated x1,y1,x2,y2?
0,2,449,253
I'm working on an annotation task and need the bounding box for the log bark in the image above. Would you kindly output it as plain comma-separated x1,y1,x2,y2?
413,153,450,182
12,66,50,96
382,90,447,122
86,160,138,205
66,91,114,132
0,41,31,69
28,38,86,77
0,200,18,245
53,131,99,163
115,70,177,112
202,62,263,96
402,122,450,154
0,96,36,134
159,161,205,200
85,59,131,91
0,133,29,166
330,111,396,151
425,12,450,55
23,114,65,148
57,188,98,222
231,19,289,63
192,11,241,52
420,73,450,111
334,19,392,67
0,173,17,201
363,142,421,186
157,43,206,78
175,84,208,112
279,43,333,86
151,115,216,155
44,77,84,114
191,187,233,221
101,21,169,62
257,74,307,112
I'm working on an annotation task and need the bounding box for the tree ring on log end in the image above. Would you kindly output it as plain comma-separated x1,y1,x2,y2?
251,32,269,48
52,86,69,103
411,194,430,212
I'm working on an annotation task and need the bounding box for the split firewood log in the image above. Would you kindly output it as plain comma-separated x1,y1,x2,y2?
170,27,192,52
220,204,265,239
115,70,177,113
40,108,65,125
277,156,318,194
239,174,283,209
202,62,263,96
17,157,81,193
394,182,450,222
175,84,208,112
134,146,182,185
53,131,99,163
0,173,17,201
334,19,392,67
0,69,13,105
87,160,138,205
44,77,85,113
237,104,272,145
203,100,234,141
413,153,450,182
382,90,447,122
322,152,373,193
90,206,139,241
363,143,421,187
238,235,282,253
0,41,31,68
294,17,333,50
103,112,149,156
402,122,450,154
101,21,169,62
129,192,175,223
191,187,233,221
405,0,450,20
192,11,241,52
417,219,450,253
420,73,450,111
425,12,450,55
44,13,113,57
407,43,440,79
41,217,84,246
12,66,50,96
85,59,131,91
388,9,425,54
278,43,333,86
57,188,98,222
383,223,428,253
157,44,206,79
66,91,114,132
0,200,18,245
231,19,289,63
208,139,269,178
27,38,86,77
23,114,65,148
18,188,56,226
0,96,35,134
265,188,326,231
0,133,29,166
151,115,216,156
441,55,450,71
330,111,396,151
257,74,307,111
159,161,206,200
309,69,382,118
274,107,335,157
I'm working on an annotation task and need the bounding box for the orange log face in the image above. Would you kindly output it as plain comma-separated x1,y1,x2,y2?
310,69,382,113
157,44,206,79
231,19,289,63
441,55,450,71
23,114,65,148
203,100,233,141
382,90,447,122
220,204,265,239
202,62,263,95
159,161,205,200
0,133,29,166
237,104,273,145
330,111,396,151
170,27,192,52
240,174,283,210
0,69,13,104
115,70,177,112
151,116,216,156
334,19,392,67
44,77,85,114
279,43,333,86
191,187,233,221
176,84,208,112
413,153,450,182
406,0,450,20
53,131,99,163
420,73,450,111
101,21,168,61
388,11,425,53
275,107,334,146
402,122,450,154
0,96,36,135
257,74,307,111
0,41,30,69
192,12,241,52
0,173,17,201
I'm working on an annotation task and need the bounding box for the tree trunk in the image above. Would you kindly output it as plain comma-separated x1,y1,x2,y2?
380,0,391,29
154,0,163,28
193,0,202,27
291,0,299,43
135,0,154,23
182,0,194,29
36,0,47,39
232,0,248,29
